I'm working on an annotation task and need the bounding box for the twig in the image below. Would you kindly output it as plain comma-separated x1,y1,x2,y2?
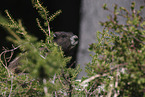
107,82,113,97
80,73,109,86
80,63,128,86
130,35,145,44
0,45,21,77
114,68,119,97
88,81,97,92
36,0,51,37
58,75,65,88
7,51,14,62
36,18,48,37
88,81,98,96
5,10,15,24
52,74,56,84
43,78,48,96
5,27,21,41
61,69,73,96
8,72,13,97
139,34,145,38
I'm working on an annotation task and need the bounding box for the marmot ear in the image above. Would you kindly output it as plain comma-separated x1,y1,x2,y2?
54,32,63,36
53,33,57,38
53,32,60,38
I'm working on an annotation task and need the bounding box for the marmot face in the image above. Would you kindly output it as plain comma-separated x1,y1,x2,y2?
53,32,78,55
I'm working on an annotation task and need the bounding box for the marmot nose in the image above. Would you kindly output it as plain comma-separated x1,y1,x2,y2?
70,35,78,46
74,35,78,41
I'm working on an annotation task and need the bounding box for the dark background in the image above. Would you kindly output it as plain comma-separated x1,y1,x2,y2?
0,0,81,66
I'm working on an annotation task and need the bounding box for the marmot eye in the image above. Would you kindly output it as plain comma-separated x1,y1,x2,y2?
62,35,66,38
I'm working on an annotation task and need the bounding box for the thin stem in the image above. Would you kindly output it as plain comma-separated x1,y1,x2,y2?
43,78,48,96
0,45,21,77
5,10,15,24
36,0,51,37
8,72,13,97
36,18,48,36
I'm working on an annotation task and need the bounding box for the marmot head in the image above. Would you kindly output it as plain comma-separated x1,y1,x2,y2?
53,32,78,55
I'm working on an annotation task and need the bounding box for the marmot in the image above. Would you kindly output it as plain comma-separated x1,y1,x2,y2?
8,31,78,73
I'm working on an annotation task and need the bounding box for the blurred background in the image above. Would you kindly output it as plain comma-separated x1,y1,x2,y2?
0,0,145,79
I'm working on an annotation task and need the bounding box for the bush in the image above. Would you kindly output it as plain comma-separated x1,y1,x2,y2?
83,2,145,97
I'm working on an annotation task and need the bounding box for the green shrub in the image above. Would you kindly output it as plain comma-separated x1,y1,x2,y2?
83,2,145,97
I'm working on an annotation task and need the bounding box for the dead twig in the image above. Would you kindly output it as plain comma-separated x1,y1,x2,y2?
80,63,128,86
0,45,21,77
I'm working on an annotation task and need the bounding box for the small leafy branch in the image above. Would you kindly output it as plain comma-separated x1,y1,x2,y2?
32,0,61,39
